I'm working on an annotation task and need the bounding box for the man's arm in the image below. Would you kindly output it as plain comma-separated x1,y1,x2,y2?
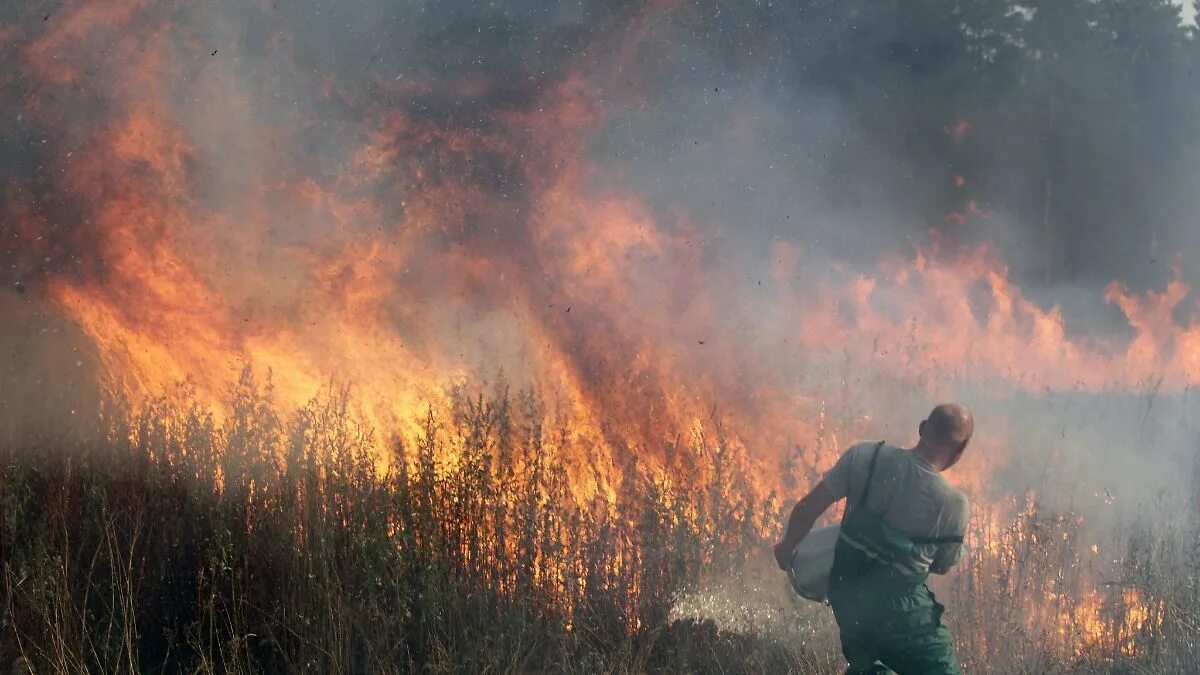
929,495,970,575
929,534,966,574
929,550,961,575
773,481,838,570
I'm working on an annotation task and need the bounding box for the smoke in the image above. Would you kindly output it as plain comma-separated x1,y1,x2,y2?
579,1,1200,522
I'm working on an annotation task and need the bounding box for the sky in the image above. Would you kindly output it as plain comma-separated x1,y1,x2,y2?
1180,0,1197,24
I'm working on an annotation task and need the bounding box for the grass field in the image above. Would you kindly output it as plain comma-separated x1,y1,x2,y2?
0,372,1196,673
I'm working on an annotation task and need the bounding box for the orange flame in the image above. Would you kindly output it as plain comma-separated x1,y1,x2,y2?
944,118,971,142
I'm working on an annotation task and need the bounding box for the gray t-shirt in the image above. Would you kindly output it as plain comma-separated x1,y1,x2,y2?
822,441,970,575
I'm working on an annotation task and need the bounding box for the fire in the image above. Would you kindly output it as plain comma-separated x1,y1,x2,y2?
958,495,1168,664
6,1,751,495
1,0,1194,661
944,118,971,142
1069,587,1165,658
945,199,985,226
11,2,1198,455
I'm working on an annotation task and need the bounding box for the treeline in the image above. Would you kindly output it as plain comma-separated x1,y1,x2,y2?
683,0,1196,287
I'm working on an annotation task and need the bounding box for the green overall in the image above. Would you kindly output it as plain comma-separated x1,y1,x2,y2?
827,443,963,675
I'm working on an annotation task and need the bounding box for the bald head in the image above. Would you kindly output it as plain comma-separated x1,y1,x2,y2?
917,403,974,470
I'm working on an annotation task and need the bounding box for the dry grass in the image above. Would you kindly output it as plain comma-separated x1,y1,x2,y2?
0,369,1196,673
0,371,796,673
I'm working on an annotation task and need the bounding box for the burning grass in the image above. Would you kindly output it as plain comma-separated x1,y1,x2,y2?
0,371,790,673
0,373,1194,673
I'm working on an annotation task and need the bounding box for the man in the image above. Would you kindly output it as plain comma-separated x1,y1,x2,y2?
774,403,974,675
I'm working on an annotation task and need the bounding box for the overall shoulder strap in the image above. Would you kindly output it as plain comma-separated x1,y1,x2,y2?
855,441,885,510
911,535,965,545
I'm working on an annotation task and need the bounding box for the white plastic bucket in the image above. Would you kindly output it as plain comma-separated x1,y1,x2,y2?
789,524,839,602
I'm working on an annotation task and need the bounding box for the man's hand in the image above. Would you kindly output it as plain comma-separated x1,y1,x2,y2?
776,482,837,573
773,540,794,571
